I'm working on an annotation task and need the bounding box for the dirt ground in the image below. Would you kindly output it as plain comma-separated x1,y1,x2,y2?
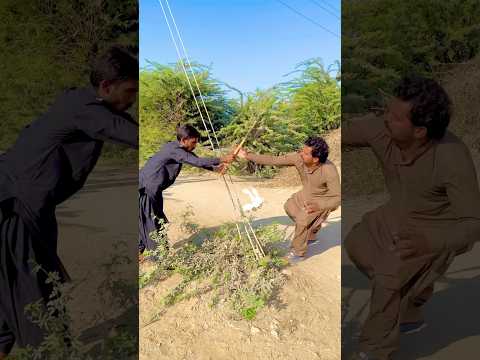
139,172,341,360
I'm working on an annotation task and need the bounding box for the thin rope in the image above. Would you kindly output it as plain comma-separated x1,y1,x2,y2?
158,0,264,259
164,0,222,149
157,0,215,151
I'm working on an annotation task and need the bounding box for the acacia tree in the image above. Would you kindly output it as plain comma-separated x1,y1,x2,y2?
342,0,480,113
139,62,236,162
0,0,138,151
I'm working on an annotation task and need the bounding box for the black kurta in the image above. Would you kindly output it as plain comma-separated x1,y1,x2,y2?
138,141,219,251
0,86,138,352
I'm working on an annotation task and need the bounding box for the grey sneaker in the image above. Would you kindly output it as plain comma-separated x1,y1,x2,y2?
350,352,375,360
350,351,388,360
400,321,427,334
285,251,305,264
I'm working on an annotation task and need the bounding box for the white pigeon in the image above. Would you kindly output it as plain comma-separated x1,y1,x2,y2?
250,187,264,208
241,187,264,212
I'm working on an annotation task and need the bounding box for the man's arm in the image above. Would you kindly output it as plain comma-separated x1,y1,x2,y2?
174,148,221,169
307,164,341,213
342,113,385,147
394,143,480,260
437,144,480,253
320,165,341,211
243,151,299,167
75,104,138,149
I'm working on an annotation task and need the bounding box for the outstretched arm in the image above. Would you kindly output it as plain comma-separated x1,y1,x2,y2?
342,113,385,148
173,148,236,170
238,148,298,166
75,103,138,149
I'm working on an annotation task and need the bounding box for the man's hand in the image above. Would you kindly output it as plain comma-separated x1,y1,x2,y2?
220,153,236,163
304,201,320,214
390,229,432,260
214,163,228,173
237,148,249,160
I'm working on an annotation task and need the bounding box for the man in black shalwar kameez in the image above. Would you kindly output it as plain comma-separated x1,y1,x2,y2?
0,46,139,358
138,124,234,253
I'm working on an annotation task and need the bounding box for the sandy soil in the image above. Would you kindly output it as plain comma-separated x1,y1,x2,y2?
139,173,341,360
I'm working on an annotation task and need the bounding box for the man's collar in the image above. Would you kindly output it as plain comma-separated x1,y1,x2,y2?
393,139,435,166
305,162,322,174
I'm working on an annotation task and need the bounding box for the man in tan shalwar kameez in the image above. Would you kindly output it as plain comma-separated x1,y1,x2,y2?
343,76,480,360
238,136,340,262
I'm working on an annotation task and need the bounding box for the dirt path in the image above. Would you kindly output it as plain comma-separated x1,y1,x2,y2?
56,165,139,352
140,174,341,360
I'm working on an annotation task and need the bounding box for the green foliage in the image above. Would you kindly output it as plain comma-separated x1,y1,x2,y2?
0,0,137,161
342,0,480,112
141,209,288,322
10,247,138,359
219,59,340,177
139,58,340,177
139,62,236,164
279,58,341,133
342,1,480,197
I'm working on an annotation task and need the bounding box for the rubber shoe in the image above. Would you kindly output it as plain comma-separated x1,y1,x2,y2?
400,321,427,334
285,251,305,264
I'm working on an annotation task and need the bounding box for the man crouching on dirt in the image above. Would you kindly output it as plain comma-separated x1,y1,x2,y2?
138,124,235,254
343,76,480,360
237,137,340,262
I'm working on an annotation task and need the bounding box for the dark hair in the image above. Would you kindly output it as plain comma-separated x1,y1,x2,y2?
305,136,329,163
176,124,201,141
90,46,138,88
393,75,451,139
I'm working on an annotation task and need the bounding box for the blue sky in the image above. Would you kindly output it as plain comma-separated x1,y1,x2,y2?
140,0,340,95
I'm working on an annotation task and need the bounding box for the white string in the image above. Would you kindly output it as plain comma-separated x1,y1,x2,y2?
157,0,264,258
157,0,215,152
164,0,222,150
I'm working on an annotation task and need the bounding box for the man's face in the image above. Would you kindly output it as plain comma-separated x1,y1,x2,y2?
384,97,427,144
299,145,320,167
180,137,198,151
99,78,139,112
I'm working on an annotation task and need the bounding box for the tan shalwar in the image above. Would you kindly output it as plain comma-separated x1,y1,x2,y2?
247,152,340,256
343,114,480,359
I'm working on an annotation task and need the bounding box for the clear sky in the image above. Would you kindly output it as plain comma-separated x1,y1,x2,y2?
140,0,340,94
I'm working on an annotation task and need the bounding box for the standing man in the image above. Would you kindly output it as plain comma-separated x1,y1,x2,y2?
138,124,235,253
343,76,480,360
238,136,340,262
0,46,139,358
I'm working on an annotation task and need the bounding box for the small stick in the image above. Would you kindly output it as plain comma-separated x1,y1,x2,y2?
219,117,261,175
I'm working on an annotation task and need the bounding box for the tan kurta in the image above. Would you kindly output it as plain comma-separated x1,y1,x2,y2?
343,114,480,359
247,152,340,255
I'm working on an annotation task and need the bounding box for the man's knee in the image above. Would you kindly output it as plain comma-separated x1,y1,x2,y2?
345,222,374,277
283,198,297,220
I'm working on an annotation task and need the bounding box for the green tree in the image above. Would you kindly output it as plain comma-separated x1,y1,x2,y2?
0,0,138,158
139,61,236,163
342,0,480,113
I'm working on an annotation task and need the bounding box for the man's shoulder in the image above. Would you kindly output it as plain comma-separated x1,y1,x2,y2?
436,131,470,156
435,131,476,176
322,159,340,175
158,141,184,157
